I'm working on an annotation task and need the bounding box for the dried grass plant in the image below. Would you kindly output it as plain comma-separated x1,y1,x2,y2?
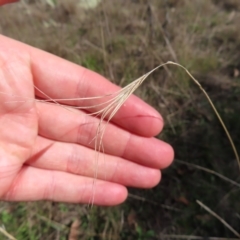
23,62,240,167
3,61,240,185
1,61,240,239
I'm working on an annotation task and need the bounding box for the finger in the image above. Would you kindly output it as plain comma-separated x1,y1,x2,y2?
0,35,163,137
37,102,174,169
3,166,127,205
27,136,161,188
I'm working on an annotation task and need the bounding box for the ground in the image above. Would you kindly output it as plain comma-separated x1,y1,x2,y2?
0,0,240,239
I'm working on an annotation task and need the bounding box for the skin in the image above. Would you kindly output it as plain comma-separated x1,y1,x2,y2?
0,0,174,206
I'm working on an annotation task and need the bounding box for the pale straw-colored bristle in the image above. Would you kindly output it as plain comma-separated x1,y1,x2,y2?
2,61,239,206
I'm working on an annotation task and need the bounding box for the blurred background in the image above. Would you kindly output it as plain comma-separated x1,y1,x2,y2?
0,0,240,239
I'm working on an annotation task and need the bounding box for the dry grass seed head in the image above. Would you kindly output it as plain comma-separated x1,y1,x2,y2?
2,61,239,205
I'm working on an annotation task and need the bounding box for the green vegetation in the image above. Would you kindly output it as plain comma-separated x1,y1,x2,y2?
0,0,240,239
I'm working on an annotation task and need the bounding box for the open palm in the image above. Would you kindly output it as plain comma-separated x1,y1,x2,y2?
0,35,173,205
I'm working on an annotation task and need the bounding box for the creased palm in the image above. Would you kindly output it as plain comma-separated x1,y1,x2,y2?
0,35,174,205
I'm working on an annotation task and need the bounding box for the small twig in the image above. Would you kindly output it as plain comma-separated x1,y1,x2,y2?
0,226,17,240
128,193,181,212
175,159,240,188
37,214,68,231
196,200,240,238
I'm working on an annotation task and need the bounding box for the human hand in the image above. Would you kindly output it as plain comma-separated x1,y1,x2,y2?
0,33,173,206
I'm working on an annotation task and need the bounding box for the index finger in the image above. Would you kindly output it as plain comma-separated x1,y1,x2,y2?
1,35,163,137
